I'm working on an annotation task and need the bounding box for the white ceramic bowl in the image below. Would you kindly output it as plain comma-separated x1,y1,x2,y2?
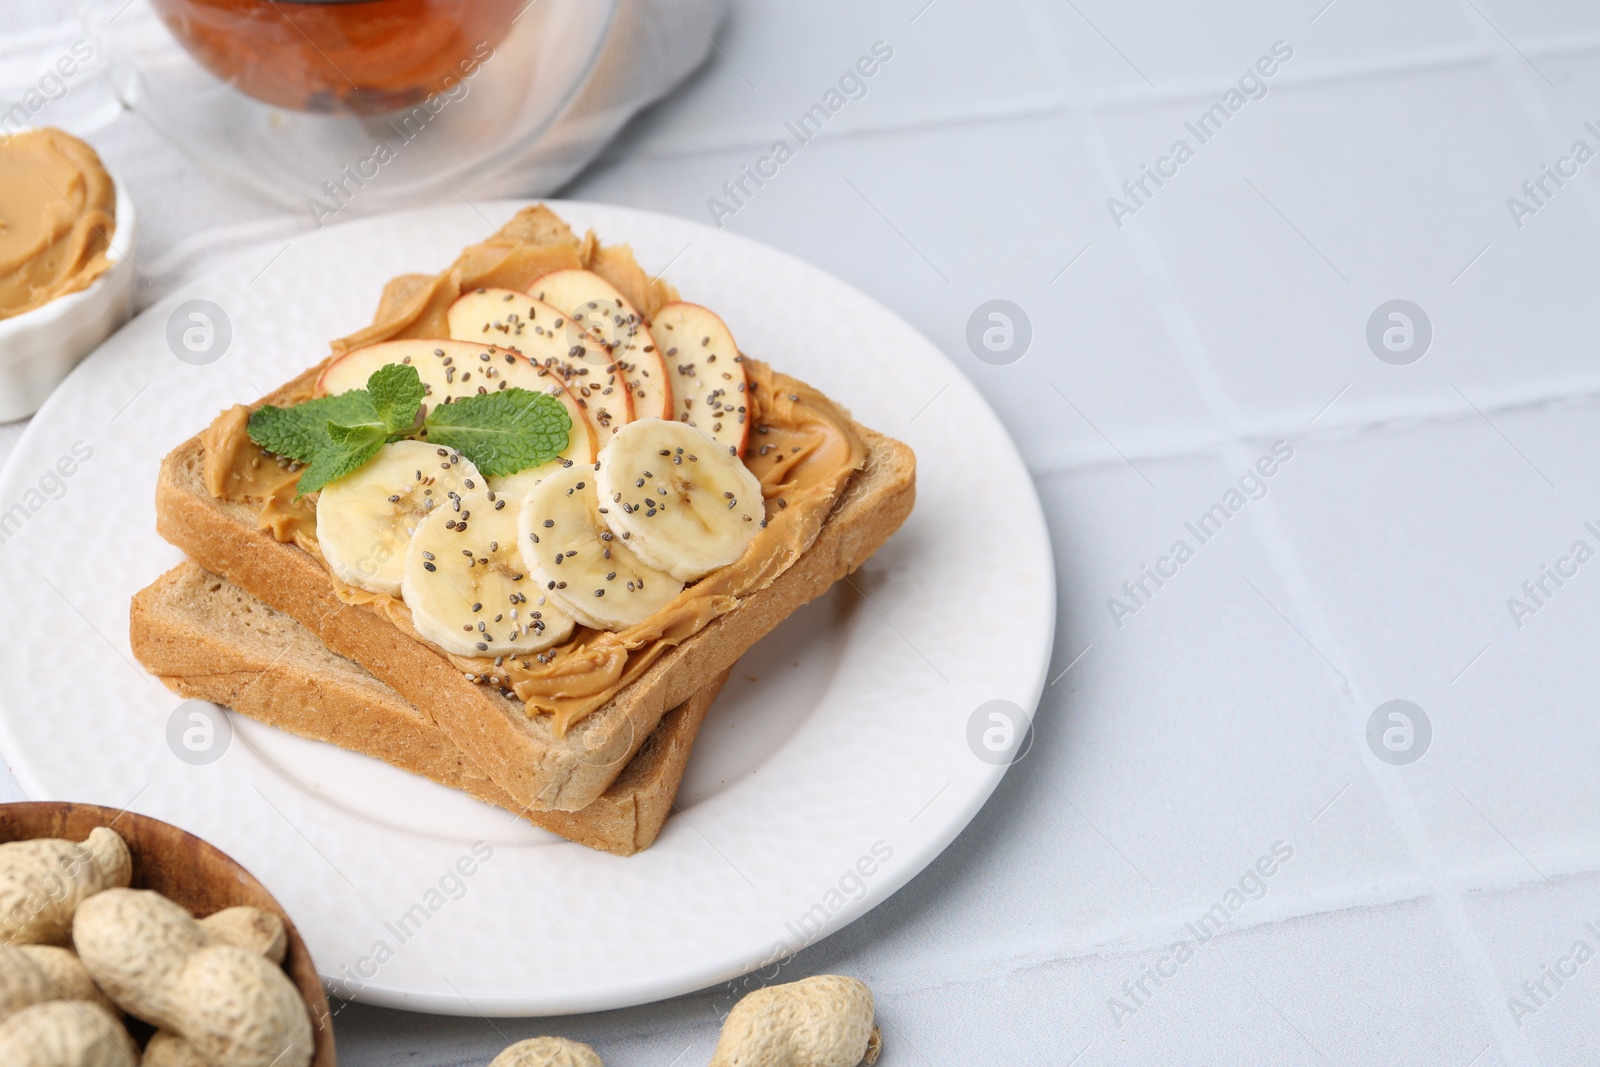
0,173,137,423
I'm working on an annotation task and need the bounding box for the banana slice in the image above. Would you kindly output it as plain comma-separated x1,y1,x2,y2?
486,459,564,510
401,482,575,658
517,462,683,630
316,440,482,596
593,418,763,582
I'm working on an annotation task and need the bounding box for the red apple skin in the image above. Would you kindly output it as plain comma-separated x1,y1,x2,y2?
525,270,673,423
317,339,501,397
445,288,633,437
651,302,750,458
317,338,598,463
536,362,598,463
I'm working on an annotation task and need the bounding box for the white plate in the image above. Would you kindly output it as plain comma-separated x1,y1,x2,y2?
0,201,1054,1015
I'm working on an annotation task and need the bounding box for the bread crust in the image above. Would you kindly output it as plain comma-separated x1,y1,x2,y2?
130,562,726,855
152,367,914,811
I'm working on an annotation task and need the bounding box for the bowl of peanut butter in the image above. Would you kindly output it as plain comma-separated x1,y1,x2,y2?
0,127,137,422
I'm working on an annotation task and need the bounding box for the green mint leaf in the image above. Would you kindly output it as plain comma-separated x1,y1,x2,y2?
367,363,425,434
423,388,571,478
247,391,378,463
295,435,383,497
325,420,386,449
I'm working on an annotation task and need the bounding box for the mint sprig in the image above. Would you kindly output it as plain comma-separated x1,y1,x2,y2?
368,362,426,432
246,391,379,465
296,434,384,495
426,390,572,478
245,362,570,496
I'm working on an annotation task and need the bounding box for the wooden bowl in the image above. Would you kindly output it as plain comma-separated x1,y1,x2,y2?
0,801,336,1065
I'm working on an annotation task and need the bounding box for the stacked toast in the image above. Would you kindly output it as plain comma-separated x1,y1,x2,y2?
129,206,915,855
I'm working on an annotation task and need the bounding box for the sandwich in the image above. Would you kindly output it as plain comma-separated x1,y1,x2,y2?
130,204,915,848
131,560,723,855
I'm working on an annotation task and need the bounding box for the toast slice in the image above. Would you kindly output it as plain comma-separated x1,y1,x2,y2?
154,362,915,813
130,561,726,856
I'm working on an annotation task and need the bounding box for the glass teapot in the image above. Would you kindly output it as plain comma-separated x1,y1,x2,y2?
83,0,623,214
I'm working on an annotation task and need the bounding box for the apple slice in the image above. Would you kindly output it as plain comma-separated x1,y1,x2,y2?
526,269,673,424
316,338,596,464
651,303,750,457
446,289,632,438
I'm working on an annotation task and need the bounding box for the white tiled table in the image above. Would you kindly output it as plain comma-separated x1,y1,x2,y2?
5,2,1600,1063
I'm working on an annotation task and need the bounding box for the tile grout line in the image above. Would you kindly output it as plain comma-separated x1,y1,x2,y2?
1207,3,1543,1019
1021,376,1600,481
615,33,1600,165
1230,447,1537,1067
866,851,1600,1008
1047,71,1253,446
1062,83,1536,1062
1463,7,1600,260
1394,9,1600,1062
1026,4,1540,1060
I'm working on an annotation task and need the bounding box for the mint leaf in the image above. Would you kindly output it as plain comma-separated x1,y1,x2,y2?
295,436,383,497
367,363,424,434
248,391,378,463
247,366,566,494
424,388,570,478
305,420,388,495
325,420,386,448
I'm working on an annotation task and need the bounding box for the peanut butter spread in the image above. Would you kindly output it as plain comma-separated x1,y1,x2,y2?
199,405,317,546
202,207,866,733
0,128,116,321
